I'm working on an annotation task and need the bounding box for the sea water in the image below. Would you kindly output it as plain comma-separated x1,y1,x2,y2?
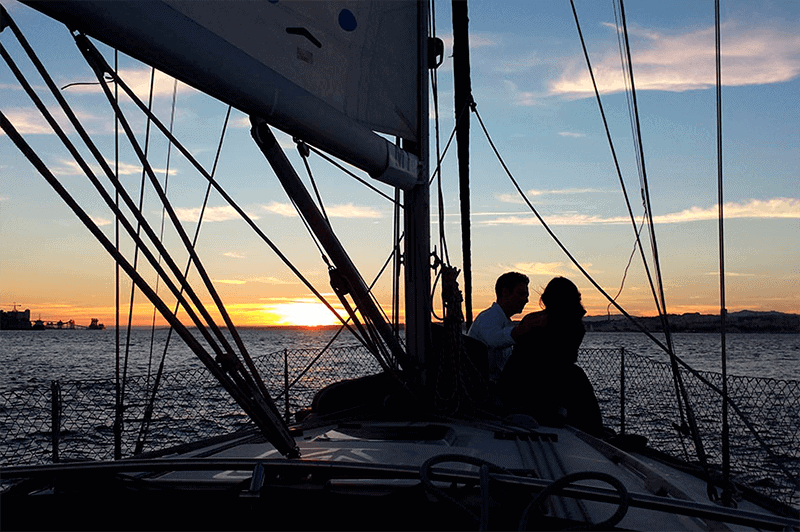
1,327,797,507
581,331,799,380
1,328,796,388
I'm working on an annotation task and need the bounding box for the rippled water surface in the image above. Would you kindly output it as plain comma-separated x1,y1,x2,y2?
1,328,797,388
0,327,365,388
581,331,799,380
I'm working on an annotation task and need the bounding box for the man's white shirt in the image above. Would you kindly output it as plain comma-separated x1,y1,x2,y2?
467,302,515,383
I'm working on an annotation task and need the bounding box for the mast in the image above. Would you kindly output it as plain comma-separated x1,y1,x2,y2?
452,0,474,328
403,0,432,385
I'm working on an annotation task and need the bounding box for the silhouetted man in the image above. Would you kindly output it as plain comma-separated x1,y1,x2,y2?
468,272,543,385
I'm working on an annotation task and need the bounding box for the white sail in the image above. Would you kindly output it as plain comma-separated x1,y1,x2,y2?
23,0,420,188
170,1,419,141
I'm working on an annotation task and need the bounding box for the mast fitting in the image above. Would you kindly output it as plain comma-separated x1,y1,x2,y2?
428,37,444,68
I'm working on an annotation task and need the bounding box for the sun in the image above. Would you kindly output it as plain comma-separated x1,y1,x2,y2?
273,302,339,327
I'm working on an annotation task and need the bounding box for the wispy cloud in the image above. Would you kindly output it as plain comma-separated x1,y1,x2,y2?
656,198,799,223
209,276,298,286
504,80,544,107
495,52,545,75
703,271,756,277
261,201,381,219
175,205,257,222
326,204,382,219
497,188,608,204
249,277,298,285
558,131,586,138
484,213,621,226
262,202,297,217
439,32,500,50
0,105,160,136
509,262,569,276
482,198,800,225
223,252,245,259
90,216,113,227
49,157,171,177
232,116,251,129
550,22,800,98
0,108,54,135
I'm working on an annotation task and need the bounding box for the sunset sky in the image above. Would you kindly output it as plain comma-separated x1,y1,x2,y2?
1,0,798,328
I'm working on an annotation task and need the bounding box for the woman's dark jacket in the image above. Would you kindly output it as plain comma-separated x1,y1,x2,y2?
498,310,602,436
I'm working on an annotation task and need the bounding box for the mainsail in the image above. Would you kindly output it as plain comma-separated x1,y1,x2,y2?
23,0,420,188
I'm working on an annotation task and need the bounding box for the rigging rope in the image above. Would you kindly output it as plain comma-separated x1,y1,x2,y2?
120,66,156,449
574,1,691,459
616,1,718,496
429,0,449,265
472,106,668,354
715,0,734,506
136,104,233,455
567,0,664,328
96,56,363,354
306,145,399,206
137,77,181,455
2,111,304,455
113,48,121,460
285,143,404,358
275,237,407,399
0,33,229,365
297,140,330,225
77,39,252,364
612,0,692,457
1,21,297,454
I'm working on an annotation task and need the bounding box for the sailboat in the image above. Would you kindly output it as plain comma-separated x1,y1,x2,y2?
1,1,797,530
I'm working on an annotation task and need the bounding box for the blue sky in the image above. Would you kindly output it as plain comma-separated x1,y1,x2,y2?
1,0,798,326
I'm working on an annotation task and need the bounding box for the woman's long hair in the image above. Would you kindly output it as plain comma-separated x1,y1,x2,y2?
541,277,586,320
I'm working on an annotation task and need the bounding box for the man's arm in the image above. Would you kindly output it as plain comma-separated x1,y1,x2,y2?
511,310,547,340
468,307,515,348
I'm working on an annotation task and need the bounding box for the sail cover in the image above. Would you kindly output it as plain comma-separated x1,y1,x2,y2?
22,0,420,188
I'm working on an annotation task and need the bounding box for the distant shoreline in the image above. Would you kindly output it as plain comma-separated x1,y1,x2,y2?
4,311,797,333
584,311,799,334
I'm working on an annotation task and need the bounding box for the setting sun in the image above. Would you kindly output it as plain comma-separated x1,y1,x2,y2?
272,301,340,327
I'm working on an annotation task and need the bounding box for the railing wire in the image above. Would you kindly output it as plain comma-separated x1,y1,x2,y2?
1,346,796,507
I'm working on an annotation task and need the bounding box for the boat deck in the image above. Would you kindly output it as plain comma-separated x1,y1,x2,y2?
135,418,792,531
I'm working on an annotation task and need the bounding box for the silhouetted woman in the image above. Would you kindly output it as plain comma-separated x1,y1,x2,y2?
499,277,603,436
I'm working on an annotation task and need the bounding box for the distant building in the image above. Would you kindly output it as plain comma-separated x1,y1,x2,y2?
0,308,32,330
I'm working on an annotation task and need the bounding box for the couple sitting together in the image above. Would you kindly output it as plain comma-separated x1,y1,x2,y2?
467,272,603,436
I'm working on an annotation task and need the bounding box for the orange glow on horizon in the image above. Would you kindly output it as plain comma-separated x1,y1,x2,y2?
6,295,796,330
270,301,340,327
